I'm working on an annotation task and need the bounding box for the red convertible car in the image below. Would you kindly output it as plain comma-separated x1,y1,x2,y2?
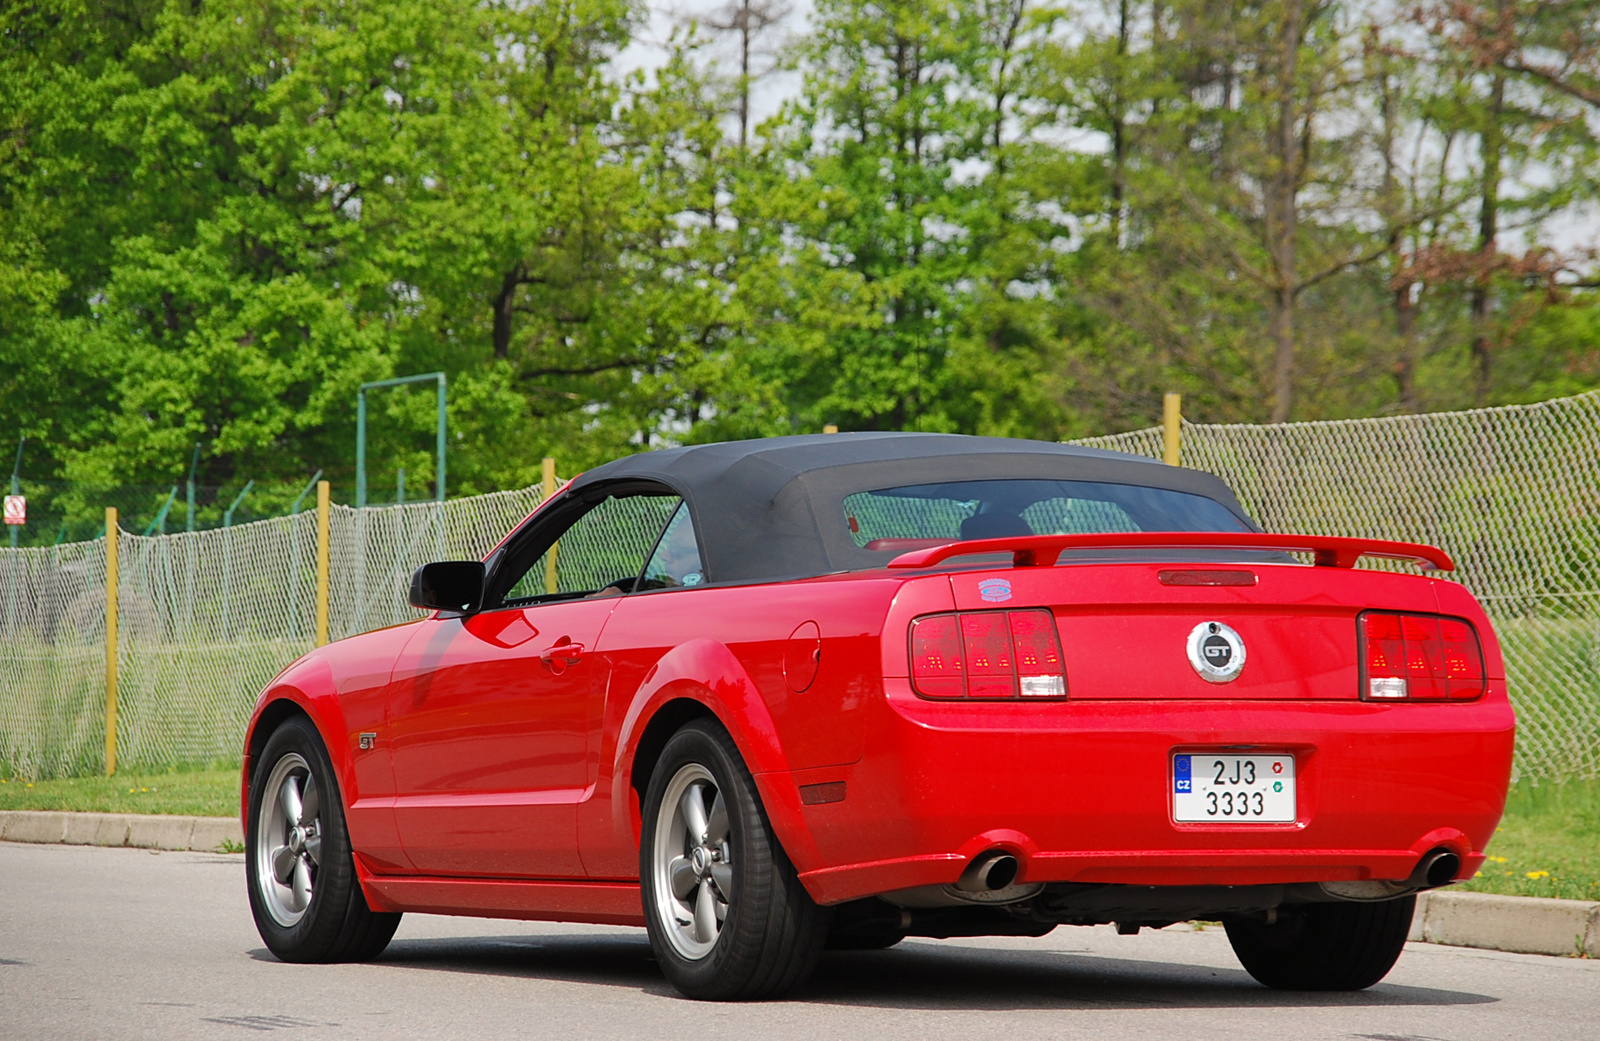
242,434,1514,999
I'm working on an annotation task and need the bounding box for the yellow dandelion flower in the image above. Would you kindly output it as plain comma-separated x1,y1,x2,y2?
1525,871,1550,880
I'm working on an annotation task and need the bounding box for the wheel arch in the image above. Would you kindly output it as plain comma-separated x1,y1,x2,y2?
610,638,823,877
241,653,347,826
628,697,718,805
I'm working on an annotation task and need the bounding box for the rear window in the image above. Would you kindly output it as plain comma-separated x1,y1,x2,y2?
842,479,1249,550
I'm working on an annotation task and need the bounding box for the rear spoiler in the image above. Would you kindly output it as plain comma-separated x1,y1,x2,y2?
885,532,1455,572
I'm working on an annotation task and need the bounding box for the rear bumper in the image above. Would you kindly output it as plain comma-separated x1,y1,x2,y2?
772,683,1515,905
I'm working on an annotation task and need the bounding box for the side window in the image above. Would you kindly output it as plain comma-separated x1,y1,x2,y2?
502,493,682,603
638,503,705,590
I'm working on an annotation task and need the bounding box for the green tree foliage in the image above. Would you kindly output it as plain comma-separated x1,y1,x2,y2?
1,0,1597,540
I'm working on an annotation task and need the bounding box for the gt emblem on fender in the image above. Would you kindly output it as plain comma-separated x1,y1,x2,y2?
1186,621,1247,683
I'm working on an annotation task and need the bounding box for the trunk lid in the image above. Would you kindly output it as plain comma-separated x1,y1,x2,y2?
945,561,1444,701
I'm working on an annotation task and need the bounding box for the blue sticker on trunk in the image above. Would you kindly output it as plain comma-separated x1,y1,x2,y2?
978,578,1012,602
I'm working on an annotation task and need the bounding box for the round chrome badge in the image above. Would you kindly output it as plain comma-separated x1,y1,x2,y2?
1187,621,1247,683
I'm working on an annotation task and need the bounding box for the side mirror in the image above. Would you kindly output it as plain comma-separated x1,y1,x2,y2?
409,561,486,614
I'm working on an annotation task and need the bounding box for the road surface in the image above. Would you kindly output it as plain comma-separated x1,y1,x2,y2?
3,841,1596,1040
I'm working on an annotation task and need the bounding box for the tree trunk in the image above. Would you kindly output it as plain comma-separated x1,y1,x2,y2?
738,0,751,150
1470,70,1505,404
1267,0,1303,424
492,265,523,360
1378,63,1420,412
1110,0,1129,243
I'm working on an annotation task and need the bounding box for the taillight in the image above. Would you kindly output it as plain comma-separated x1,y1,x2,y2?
909,609,1067,700
910,614,964,698
1360,610,1485,701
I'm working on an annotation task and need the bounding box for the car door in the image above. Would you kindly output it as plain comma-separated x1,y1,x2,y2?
386,488,684,878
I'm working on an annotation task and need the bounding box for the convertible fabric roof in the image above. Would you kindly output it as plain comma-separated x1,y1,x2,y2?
565,433,1259,584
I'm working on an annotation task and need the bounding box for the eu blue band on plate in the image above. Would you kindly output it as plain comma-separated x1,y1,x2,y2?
1174,754,1191,793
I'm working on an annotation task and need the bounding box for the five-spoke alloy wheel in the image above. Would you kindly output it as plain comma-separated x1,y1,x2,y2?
653,763,734,960
245,715,401,963
256,751,323,927
640,720,829,1000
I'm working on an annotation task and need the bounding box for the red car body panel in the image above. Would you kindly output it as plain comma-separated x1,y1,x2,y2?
242,438,1514,933
244,553,1513,927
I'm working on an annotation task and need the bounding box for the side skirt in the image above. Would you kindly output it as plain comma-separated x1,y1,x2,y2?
356,865,645,927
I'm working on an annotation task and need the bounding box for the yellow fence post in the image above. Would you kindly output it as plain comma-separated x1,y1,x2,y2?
315,480,331,647
104,507,118,776
542,457,559,594
1163,393,1182,466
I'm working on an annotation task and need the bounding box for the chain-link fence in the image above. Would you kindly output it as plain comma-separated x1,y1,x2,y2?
3,390,1597,781
1073,390,1600,784
0,486,548,778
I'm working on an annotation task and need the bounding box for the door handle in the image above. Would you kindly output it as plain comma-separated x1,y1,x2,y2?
539,640,585,671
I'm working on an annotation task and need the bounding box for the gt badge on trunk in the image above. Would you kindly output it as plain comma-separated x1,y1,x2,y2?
1187,621,1246,683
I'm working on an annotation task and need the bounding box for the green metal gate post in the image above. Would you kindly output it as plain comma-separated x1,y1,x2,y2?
356,373,447,507
185,442,201,531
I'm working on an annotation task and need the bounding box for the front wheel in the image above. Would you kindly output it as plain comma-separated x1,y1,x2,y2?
640,719,829,1000
246,715,401,962
1225,896,1415,991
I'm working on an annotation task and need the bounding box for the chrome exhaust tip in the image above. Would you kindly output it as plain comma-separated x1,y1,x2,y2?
956,851,1020,893
1416,849,1461,889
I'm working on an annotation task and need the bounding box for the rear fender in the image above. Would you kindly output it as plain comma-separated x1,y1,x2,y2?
611,637,823,874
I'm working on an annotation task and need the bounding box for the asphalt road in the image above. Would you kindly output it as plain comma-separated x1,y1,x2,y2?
3,842,1597,1041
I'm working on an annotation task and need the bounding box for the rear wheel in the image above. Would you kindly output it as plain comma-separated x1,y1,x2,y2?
640,719,830,1000
246,715,401,962
1225,896,1415,991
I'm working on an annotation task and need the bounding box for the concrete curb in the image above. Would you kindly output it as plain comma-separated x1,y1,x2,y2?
1411,890,1600,958
3,815,1596,959
0,810,241,852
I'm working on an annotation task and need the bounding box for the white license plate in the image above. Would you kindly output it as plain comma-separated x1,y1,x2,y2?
1172,753,1296,823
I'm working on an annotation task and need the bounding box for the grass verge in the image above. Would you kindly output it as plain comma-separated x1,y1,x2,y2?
1458,777,1600,902
0,767,238,818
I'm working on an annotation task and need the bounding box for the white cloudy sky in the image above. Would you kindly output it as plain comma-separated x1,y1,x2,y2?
618,0,812,127
617,1,1598,261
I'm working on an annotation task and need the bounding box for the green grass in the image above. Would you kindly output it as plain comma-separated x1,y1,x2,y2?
0,767,238,818
1459,778,1600,903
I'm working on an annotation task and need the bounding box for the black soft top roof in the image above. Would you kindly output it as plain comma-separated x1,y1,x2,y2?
565,433,1258,583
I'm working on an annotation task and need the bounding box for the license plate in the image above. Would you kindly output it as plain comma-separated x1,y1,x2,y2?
1172,753,1295,823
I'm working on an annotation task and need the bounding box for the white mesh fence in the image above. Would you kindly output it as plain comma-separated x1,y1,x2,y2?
1074,390,1600,783
3,391,1598,780
0,485,549,778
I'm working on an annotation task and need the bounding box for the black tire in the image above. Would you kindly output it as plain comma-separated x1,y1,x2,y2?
1224,896,1416,991
640,719,830,1000
825,899,907,950
246,715,401,963
825,926,906,951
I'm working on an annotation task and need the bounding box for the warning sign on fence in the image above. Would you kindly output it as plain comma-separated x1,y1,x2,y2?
2,495,23,525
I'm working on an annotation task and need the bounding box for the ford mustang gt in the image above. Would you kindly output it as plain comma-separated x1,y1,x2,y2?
242,433,1514,999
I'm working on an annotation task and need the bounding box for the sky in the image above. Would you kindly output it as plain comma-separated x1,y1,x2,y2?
617,0,1598,263
620,0,812,129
